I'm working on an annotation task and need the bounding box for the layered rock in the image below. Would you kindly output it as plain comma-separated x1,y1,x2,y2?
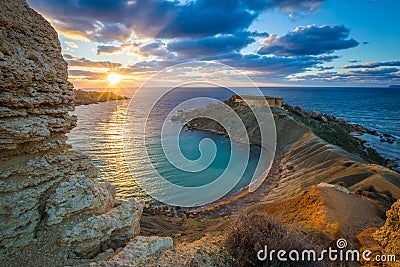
0,0,143,264
106,236,174,264
261,183,385,244
373,200,400,263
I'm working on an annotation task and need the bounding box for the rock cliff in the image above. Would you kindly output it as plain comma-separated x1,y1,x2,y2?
373,199,400,265
0,1,143,265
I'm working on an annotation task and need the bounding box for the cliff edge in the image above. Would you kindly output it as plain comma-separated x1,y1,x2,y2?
0,1,143,265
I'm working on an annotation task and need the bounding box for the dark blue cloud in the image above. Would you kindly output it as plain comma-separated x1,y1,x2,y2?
346,67,399,75
28,0,325,41
134,40,175,59
294,68,400,83
63,54,122,68
68,69,105,80
221,53,338,75
249,0,326,18
167,31,260,58
343,61,400,69
318,66,334,70
28,0,177,40
157,0,256,38
258,25,359,56
96,45,125,55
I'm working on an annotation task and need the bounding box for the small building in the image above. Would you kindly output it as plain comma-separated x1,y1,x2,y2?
228,95,284,108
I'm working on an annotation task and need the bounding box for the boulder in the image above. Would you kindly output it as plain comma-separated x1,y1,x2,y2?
62,200,143,258
111,236,174,262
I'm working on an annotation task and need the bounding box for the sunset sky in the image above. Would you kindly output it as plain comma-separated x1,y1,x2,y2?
27,0,400,89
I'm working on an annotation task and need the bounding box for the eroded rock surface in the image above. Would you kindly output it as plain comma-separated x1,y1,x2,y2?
62,201,143,258
373,200,400,263
109,236,174,262
0,1,143,264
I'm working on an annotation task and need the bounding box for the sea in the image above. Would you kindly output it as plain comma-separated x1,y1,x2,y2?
67,87,400,204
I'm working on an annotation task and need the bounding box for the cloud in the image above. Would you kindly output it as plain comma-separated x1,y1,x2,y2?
63,53,75,60
130,40,175,59
345,67,399,75
156,1,257,38
30,0,378,84
343,60,400,69
28,0,176,41
223,53,338,76
258,0,326,18
292,68,400,83
28,0,325,42
64,41,78,49
90,22,132,42
125,52,338,79
318,65,334,70
167,32,259,58
63,54,122,68
68,69,105,80
258,25,359,56
96,44,130,55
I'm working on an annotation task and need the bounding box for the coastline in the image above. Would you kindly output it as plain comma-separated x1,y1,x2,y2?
139,97,400,245
74,89,128,106
173,99,398,171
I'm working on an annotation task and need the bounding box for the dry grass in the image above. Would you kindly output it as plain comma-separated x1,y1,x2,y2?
225,212,322,267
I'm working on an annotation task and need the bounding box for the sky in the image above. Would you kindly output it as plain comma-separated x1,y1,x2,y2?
27,0,400,89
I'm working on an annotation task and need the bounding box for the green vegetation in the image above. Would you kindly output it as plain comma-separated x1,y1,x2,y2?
178,100,387,166
285,104,386,165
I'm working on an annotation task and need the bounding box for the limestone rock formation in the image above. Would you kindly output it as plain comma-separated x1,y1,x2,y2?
261,183,385,243
108,236,174,263
0,0,143,264
62,201,143,258
373,200,400,263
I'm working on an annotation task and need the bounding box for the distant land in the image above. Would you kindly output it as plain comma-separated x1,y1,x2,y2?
74,89,128,105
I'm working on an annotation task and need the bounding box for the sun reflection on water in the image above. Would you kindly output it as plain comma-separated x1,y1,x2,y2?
67,99,150,201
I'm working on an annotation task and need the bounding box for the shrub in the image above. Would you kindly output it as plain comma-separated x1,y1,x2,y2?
225,212,322,267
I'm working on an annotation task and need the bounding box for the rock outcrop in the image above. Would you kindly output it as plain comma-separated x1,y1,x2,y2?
106,236,174,264
0,1,143,265
373,200,400,263
261,183,385,244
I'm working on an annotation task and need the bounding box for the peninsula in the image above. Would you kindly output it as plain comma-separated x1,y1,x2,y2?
74,89,128,106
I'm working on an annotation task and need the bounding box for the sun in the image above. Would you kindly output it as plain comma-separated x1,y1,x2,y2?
107,73,122,85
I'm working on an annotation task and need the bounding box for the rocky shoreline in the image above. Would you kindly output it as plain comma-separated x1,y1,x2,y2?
74,89,128,106
173,99,398,170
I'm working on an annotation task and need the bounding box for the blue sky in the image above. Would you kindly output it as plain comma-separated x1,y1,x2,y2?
27,0,400,88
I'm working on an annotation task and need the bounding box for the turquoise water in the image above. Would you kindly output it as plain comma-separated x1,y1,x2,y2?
67,87,400,204
147,127,261,188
